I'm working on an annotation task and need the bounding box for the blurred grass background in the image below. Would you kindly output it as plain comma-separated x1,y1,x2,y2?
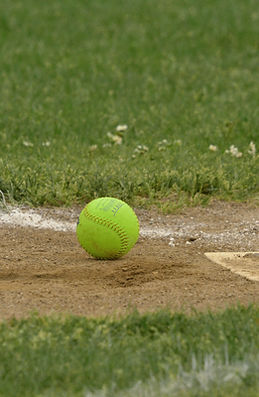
0,306,258,396
0,0,258,208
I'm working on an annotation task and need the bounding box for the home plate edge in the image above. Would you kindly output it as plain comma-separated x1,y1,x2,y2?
205,252,259,282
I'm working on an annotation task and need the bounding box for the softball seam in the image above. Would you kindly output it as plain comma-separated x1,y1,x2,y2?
83,206,131,258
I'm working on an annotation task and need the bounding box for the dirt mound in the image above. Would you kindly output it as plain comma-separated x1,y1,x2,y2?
0,201,258,319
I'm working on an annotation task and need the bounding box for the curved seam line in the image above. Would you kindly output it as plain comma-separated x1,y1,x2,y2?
83,207,130,257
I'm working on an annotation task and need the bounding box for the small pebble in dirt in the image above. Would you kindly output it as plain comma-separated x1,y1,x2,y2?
169,237,175,247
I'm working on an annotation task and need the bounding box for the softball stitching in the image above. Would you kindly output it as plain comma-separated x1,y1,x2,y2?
83,206,130,258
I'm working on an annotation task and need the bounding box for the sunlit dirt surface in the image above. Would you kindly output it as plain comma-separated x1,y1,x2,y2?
0,201,258,319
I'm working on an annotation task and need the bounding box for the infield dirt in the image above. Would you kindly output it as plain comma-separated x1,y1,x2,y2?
0,201,258,319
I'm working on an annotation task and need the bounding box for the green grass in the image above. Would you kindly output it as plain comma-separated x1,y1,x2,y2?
0,306,258,397
0,0,258,208
0,2,258,393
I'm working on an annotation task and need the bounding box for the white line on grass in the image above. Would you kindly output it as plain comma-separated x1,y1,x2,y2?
84,354,259,397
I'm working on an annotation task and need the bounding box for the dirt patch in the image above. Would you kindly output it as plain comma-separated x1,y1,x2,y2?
0,201,258,319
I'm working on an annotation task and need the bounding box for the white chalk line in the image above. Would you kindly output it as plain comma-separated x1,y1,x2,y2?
0,208,258,248
0,208,172,239
0,208,75,232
